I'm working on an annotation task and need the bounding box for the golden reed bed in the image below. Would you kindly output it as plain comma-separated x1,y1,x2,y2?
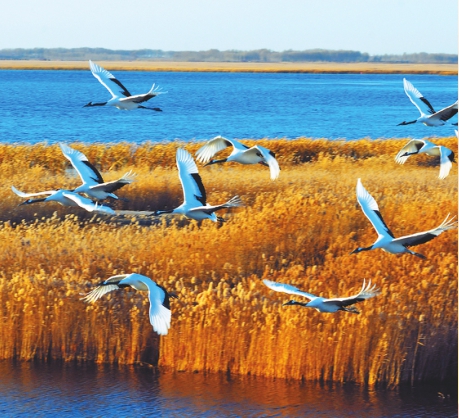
0,60,457,75
0,137,457,388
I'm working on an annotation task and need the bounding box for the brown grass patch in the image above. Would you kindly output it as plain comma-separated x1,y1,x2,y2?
0,60,457,75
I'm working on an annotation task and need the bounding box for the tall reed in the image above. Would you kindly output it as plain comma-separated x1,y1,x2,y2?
0,137,456,387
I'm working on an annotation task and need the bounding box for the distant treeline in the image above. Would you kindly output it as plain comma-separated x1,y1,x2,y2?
0,47,456,64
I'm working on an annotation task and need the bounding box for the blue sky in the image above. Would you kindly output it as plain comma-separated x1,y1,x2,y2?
1,0,457,54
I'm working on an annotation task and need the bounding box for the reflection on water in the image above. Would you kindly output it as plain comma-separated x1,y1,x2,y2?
0,362,456,417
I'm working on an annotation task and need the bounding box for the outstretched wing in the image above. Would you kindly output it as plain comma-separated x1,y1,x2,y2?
80,274,131,303
188,195,243,215
403,78,435,115
118,84,164,104
59,143,104,185
263,279,316,301
89,60,132,98
394,214,457,247
325,279,380,307
81,285,119,303
195,136,240,163
356,179,394,239
176,148,207,206
88,171,136,193
394,139,426,164
11,186,57,198
431,101,458,122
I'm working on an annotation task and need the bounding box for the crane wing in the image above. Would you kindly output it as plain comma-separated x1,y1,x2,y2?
263,279,316,301
438,146,453,179
394,139,426,164
195,136,238,163
11,186,57,198
356,179,394,239
62,192,115,215
393,214,457,247
147,283,172,335
88,171,135,193
80,274,131,303
89,60,132,99
59,143,104,185
176,148,207,206
118,84,164,104
188,195,243,215
430,100,458,122
403,78,436,115
325,280,380,307
81,284,119,303
253,145,280,180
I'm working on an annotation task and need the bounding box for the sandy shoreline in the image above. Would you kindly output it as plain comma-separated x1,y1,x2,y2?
0,60,456,74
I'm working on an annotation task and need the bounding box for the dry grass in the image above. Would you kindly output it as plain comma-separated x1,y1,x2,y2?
0,137,457,388
0,60,457,75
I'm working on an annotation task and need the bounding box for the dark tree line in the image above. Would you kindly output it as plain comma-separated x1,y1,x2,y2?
0,47,456,63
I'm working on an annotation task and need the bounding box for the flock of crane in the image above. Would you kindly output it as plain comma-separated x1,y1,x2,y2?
12,61,458,335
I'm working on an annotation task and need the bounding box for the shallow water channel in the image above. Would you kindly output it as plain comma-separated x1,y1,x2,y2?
0,362,456,417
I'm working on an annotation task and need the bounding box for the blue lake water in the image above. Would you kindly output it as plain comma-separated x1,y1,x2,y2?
0,70,457,144
0,362,456,417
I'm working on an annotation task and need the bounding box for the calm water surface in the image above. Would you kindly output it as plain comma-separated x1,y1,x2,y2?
0,362,456,417
0,70,457,144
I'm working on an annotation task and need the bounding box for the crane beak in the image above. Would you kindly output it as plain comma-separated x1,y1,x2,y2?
19,198,46,205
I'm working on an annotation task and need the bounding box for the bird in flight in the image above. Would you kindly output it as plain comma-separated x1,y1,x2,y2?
59,143,135,200
11,187,115,215
394,139,455,179
153,148,243,222
263,279,380,314
351,178,457,258
398,78,458,127
195,136,280,180
81,273,177,335
84,60,165,111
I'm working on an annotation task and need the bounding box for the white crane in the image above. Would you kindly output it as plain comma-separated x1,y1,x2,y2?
59,143,135,200
195,136,280,180
398,78,458,127
84,60,164,111
263,279,379,314
81,273,177,335
351,178,457,258
11,186,115,215
395,139,455,179
153,148,243,222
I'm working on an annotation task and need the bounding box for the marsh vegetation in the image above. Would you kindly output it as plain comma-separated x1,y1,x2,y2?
0,137,457,388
